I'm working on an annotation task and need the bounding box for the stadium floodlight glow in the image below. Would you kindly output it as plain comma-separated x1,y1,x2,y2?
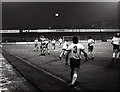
55,13,59,17
49,27,51,29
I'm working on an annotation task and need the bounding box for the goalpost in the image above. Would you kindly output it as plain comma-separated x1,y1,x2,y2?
63,36,88,42
63,36,80,42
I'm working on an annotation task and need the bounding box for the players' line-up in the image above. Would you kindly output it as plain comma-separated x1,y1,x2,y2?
34,33,120,63
34,35,63,55
34,34,120,87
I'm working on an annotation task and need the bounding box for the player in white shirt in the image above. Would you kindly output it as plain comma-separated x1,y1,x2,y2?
34,38,39,52
58,38,63,46
39,35,46,55
67,36,88,86
51,39,56,49
44,38,50,55
59,39,69,65
87,36,95,60
111,33,120,63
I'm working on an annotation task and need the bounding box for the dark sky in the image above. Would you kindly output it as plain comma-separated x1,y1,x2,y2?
2,2,118,29
118,1,120,29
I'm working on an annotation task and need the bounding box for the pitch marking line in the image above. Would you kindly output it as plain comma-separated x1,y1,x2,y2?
7,51,82,91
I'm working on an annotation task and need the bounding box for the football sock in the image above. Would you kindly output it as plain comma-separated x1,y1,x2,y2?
60,52,63,57
112,53,115,58
71,73,77,85
65,54,69,63
117,52,120,59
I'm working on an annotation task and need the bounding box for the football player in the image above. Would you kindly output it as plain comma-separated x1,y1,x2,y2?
44,38,50,55
67,36,88,86
51,39,56,49
34,38,39,52
59,38,69,65
39,35,46,55
111,33,120,63
87,36,95,60
58,38,63,46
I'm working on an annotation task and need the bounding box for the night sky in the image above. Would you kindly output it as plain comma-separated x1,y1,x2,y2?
2,2,118,29
118,1,120,29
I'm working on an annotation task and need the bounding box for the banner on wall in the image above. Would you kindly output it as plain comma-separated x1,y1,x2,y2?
0,30,20,33
1,29,119,33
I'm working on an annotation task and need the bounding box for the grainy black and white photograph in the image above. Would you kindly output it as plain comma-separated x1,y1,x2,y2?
0,0,120,92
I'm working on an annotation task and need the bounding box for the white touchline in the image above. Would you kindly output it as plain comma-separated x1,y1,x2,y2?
6,51,82,91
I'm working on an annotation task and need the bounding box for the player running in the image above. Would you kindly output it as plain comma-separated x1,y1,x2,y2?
51,39,56,49
58,38,63,46
39,35,46,55
67,36,88,87
44,38,50,55
111,33,120,63
34,38,39,52
59,38,69,65
87,36,95,60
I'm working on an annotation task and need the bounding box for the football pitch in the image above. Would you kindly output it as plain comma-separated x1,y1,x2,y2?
2,42,120,91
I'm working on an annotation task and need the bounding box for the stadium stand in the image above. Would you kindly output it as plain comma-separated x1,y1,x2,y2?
2,29,119,43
